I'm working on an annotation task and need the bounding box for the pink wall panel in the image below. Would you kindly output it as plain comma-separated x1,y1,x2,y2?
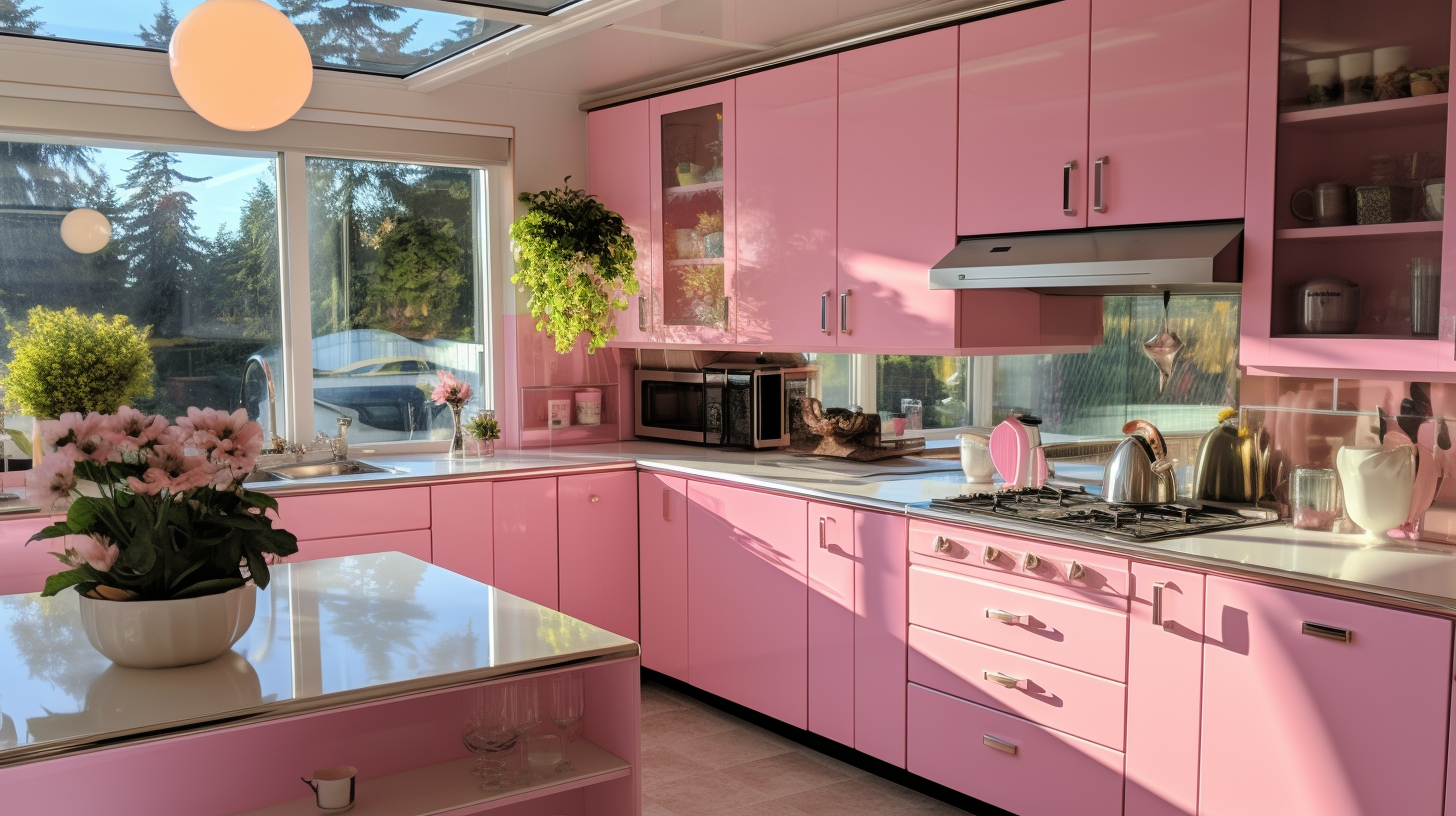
687,481,808,728
1200,576,1452,815
493,477,560,610
559,470,639,640
590,100,654,346
837,28,960,351
430,481,494,585
853,510,908,767
958,0,1090,234
736,56,839,346
638,472,689,679
0,517,67,596
272,487,431,542
807,502,855,747
1124,563,1204,816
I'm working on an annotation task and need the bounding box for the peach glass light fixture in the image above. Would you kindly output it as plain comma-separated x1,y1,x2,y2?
169,0,313,132
59,208,112,254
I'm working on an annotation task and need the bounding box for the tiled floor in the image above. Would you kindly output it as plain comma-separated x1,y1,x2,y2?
640,681,970,815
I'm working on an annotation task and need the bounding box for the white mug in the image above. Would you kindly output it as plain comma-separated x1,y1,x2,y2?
302,766,356,812
548,399,572,429
1373,45,1414,76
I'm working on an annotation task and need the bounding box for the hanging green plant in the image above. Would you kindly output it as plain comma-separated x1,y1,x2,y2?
510,178,639,354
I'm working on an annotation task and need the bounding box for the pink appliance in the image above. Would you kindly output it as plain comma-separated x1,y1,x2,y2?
989,414,1045,488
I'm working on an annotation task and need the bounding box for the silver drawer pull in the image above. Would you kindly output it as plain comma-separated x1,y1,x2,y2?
984,671,1020,689
933,535,952,553
1302,621,1352,643
983,545,1000,563
1067,561,1086,581
982,734,1018,755
1152,582,1166,627
1022,551,1040,571
985,608,1021,624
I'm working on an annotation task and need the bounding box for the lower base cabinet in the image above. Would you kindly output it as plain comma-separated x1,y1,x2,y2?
292,529,432,563
907,683,1125,816
493,477,560,610
430,481,494,585
639,472,689,679
558,470,639,640
1199,577,1452,816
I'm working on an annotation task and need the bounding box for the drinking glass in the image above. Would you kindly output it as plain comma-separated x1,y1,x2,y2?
503,679,542,782
527,733,565,779
549,672,586,770
462,685,517,789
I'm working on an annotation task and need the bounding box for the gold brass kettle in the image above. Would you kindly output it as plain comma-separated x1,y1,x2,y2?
1192,409,1258,503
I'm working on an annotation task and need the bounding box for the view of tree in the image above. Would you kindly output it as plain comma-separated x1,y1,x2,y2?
116,151,210,337
137,0,178,49
279,0,422,69
0,0,41,34
358,217,465,338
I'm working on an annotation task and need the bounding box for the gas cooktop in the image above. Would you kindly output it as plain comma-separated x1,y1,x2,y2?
925,485,1279,543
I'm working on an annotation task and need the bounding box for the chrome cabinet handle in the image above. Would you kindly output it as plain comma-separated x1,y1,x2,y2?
984,671,1020,689
985,608,1021,624
840,290,851,335
662,488,672,522
819,517,828,549
821,292,830,334
590,494,600,503
983,545,1000,563
1063,160,1077,216
982,734,1018,755
1068,561,1086,581
638,295,647,330
1302,621,1352,643
1093,156,1109,213
1022,551,1040,571
933,535,952,553
721,295,731,325
1152,582,1165,626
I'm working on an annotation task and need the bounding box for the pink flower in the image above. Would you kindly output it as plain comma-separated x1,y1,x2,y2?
28,452,76,503
69,536,119,572
106,407,169,453
176,407,264,473
125,441,211,496
431,371,474,407
40,412,111,463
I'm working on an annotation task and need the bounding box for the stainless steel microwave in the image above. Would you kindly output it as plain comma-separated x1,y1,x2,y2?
635,365,816,449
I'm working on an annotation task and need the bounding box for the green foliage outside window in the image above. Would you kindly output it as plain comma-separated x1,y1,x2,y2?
2,306,155,419
355,216,466,338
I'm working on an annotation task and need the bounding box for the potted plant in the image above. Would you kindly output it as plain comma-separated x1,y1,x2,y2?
510,179,639,354
1,306,155,460
465,410,501,457
28,407,298,668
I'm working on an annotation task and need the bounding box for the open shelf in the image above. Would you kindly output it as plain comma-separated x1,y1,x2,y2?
664,181,724,197
1275,221,1443,242
666,257,726,266
1280,94,1449,133
240,739,630,816
1274,333,1436,340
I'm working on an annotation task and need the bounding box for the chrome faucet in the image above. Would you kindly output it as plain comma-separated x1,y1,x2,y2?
332,416,353,461
260,359,287,455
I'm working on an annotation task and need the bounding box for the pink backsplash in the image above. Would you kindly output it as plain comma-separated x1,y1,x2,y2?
503,314,635,449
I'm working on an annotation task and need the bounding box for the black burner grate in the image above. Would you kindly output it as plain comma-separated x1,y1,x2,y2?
926,487,1276,542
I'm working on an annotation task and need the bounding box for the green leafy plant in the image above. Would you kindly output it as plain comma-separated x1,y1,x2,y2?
2,307,155,420
465,410,500,441
695,211,723,236
510,179,639,354
356,216,466,339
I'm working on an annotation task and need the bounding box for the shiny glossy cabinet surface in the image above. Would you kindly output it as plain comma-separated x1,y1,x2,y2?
588,100,654,344
430,480,494,585
492,476,560,610
638,471,689,680
650,84,736,345
558,470,639,640
1199,576,1452,815
808,502,856,746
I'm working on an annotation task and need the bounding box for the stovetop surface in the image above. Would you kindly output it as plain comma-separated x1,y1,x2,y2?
926,485,1279,542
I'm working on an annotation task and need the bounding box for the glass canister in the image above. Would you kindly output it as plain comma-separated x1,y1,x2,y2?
1291,467,1342,531
1411,257,1441,337
574,388,603,426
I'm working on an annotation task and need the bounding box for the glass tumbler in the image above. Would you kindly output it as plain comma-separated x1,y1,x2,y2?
1291,468,1342,532
1411,257,1442,337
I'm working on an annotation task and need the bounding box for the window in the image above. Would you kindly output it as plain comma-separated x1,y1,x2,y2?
0,135,492,451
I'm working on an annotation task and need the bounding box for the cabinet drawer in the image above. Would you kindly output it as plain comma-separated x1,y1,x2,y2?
910,520,1129,609
908,683,1124,816
273,487,431,542
909,625,1126,750
910,565,1128,681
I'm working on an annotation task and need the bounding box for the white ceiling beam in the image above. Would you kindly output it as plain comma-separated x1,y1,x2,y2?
608,24,772,52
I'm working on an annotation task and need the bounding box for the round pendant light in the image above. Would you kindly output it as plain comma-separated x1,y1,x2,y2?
60,208,112,254
169,0,313,132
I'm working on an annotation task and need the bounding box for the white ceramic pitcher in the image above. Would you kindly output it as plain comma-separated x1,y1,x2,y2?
1335,445,1417,543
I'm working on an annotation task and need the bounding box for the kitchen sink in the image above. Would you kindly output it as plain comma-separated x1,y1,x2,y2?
260,460,393,481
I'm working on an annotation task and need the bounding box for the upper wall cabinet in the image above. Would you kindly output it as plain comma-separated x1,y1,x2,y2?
736,55,840,347
959,0,1092,235
650,83,737,345
588,100,655,345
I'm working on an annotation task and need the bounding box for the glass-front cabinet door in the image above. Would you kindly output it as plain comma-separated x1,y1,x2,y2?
650,83,736,345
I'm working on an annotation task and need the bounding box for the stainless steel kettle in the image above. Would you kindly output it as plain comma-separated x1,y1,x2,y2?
1192,409,1258,503
1103,420,1177,505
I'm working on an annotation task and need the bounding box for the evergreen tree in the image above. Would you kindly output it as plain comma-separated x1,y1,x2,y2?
219,178,281,337
279,0,422,69
0,142,99,208
137,1,178,49
117,151,209,337
0,0,41,33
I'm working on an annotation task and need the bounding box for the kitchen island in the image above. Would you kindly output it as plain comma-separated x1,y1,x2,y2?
0,552,641,816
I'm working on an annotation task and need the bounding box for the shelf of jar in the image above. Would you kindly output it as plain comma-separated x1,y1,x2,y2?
1279,94,1449,133
1275,221,1444,242
665,181,725,198
1256,335,1447,375
239,738,631,816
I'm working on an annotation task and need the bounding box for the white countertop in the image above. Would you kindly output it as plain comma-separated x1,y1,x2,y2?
0,553,636,768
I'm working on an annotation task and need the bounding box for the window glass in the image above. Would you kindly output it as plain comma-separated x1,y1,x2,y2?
804,353,851,410
305,157,483,443
876,356,971,430
0,137,283,430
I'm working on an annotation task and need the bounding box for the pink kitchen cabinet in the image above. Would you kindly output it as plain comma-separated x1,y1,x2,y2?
650,83,737,345
639,471,689,680
590,100,655,345
687,481,809,728
429,481,493,585
1124,563,1204,816
1200,576,1452,816
1087,0,1249,226
958,0,1091,234
837,28,960,351
735,55,839,346
808,502,855,747
0,517,68,596
292,529,432,563
273,487,431,543
492,477,559,610
854,510,908,767
558,470,639,640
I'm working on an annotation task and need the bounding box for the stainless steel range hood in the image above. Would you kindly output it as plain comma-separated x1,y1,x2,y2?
928,222,1244,295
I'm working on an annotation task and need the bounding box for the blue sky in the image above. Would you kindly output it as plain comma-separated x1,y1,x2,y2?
88,145,276,237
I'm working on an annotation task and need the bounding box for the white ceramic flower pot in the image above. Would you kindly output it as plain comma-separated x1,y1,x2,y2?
77,583,256,669
1335,444,1417,543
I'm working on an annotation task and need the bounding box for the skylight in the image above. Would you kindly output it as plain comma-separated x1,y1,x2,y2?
0,0,538,77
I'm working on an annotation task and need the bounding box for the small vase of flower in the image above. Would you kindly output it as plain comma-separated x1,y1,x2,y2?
432,371,475,458
465,410,501,458
28,407,298,669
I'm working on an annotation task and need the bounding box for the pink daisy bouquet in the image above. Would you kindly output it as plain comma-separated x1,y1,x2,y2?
27,407,299,601
431,370,475,407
